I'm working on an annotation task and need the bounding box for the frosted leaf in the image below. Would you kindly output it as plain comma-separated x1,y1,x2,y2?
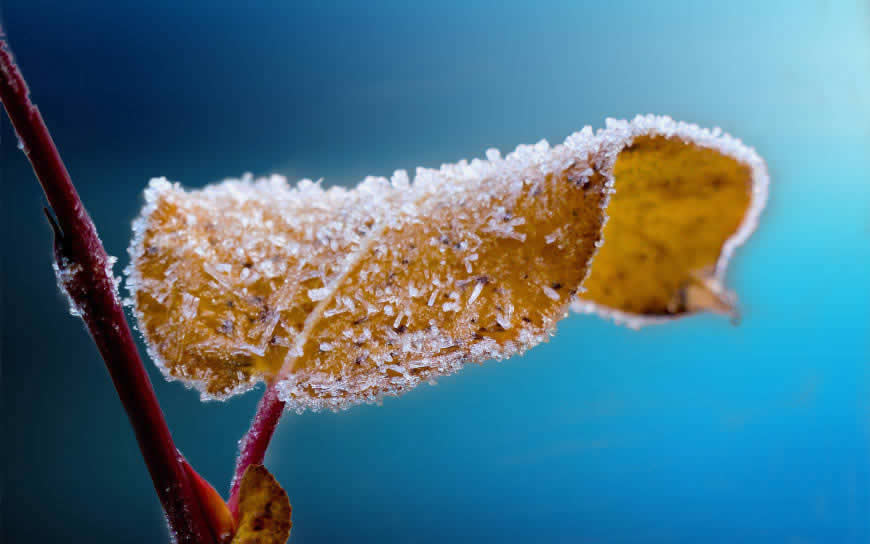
127,125,609,407
125,114,768,409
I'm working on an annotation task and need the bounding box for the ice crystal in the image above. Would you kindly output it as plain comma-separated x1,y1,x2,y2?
53,257,84,317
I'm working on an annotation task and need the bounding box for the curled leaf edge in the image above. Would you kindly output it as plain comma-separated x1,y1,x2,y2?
569,114,770,329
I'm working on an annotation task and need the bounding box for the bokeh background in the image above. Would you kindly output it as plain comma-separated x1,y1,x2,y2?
2,1,869,542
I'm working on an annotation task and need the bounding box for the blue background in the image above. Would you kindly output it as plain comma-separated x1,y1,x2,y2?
2,1,869,542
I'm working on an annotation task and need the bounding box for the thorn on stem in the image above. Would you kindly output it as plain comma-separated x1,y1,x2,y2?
43,206,64,240
43,205,71,266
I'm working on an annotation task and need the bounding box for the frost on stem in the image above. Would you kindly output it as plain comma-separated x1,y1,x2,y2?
1,36,220,544
53,256,85,317
53,254,121,318
125,115,768,412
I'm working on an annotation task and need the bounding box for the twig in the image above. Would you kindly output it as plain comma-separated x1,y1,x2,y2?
0,37,217,544
228,381,285,519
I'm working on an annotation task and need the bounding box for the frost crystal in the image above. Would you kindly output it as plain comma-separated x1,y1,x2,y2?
542,286,560,301
467,282,484,305
53,258,84,317
308,287,330,301
181,293,199,319
53,253,121,318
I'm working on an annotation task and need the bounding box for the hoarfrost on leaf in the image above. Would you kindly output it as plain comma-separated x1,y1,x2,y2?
542,286,561,301
467,282,484,305
125,115,767,411
181,293,200,320
307,287,330,301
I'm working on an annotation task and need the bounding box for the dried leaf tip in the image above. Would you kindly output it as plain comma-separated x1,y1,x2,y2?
681,271,739,323
573,115,768,328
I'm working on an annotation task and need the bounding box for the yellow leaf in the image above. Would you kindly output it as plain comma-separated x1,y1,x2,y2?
127,131,609,407
574,116,768,327
125,115,767,410
230,465,291,544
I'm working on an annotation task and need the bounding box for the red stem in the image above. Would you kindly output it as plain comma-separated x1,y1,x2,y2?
0,38,216,544
228,381,285,518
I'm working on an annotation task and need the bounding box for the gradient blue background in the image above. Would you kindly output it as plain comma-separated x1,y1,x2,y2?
2,2,869,542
